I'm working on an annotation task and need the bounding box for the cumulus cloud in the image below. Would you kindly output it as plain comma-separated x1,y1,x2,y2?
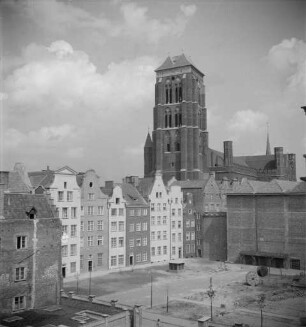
228,110,268,133
268,38,306,92
8,0,196,45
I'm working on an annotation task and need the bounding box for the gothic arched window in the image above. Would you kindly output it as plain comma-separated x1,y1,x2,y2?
165,132,171,152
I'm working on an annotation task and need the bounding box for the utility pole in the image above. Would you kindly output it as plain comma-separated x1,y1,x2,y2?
166,288,169,313
258,294,265,327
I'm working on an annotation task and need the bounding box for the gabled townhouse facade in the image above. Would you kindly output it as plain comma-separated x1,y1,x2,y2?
29,166,81,278
77,170,109,273
102,183,127,270
0,170,61,313
121,182,150,267
168,185,183,260
148,173,171,262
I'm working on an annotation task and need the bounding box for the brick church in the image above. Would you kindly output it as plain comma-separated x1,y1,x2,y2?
144,54,296,182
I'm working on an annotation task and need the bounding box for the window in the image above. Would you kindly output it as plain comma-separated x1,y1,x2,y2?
80,255,84,269
142,222,148,231
119,237,124,247
70,262,76,273
186,232,190,241
111,208,117,216
197,239,201,246
71,225,77,237
172,209,175,216
111,256,117,267
15,267,26,281
80,237,84,247
98,206,104,215
151,203,155,211
62,245,68,257
290,259,300,270
163,216,167,225
13,296,25,311
151,247,155,256
136,254,141,262
188,209,192,214
136,209,141,216
163,246,167,255
89,182,93,188
67,191,73,201
151,232,155,241
81,206,84,215
97,220,103,231
111,222,117,232
62,207,68,219
119,208,124,216
143,209,148,215
157,231,161,240
87,236,93,246
136,238,141,246
178,233,182,242
142,236,147,246
163,231,167,240
163,203,167,211
210,203,215,211
204,204,209,212
88,193,94,200
16,236,27,249
80,221,84,232
172,247,176,255
197,224,201,231
55,208,59,218
97,253,103,266
116,198,120,204
216,204,220,212
97,235,103,246
151,217,155,225
70,244,77,256
118,255,124,266
87,206,94,215
87,221,94,231
142,252,147,261
111,237,117,248
178,209,182,216
186,220,190,228
119,221,124,231
178,221,182,228
64,182,67,189
191,232,195,240
71,207,77,218
157,203,161,212
129,239,134,247
191,220,195,228
58,191,64,201
172,233,176,242
136,223,141,231
62,225,68,236
157,246,161,255
157,216,161,225
186,244,190,253
191,244,195,253
130,209,135,216
156,192,159,198
172,221,175,228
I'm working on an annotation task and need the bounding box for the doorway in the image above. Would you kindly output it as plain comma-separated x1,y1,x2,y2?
197,249,202,257
62,266,66,278
130,255,134,266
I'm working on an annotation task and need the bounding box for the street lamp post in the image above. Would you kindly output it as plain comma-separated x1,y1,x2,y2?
206,277,216,321
301,106,306,182
258,294,266,327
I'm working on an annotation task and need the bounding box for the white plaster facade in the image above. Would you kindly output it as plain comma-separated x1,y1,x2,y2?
47,166,81,278
169,185,183,260
149,173,170,262
108,185,126,269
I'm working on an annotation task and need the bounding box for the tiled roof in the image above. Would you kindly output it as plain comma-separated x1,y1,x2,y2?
172,179,209,189
28,170,55,188
289,181,306,193
7,171,32,193
235,155,276,170
155,54,204,75
121,182,148,206
137,177,154,199
3,193,55,220
272,179,299,192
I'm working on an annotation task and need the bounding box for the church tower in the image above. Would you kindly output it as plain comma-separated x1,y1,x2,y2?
144,54,209,181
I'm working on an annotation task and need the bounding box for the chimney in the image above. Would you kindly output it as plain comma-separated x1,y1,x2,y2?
224,141,233,167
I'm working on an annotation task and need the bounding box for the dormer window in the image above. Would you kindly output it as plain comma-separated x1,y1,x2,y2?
26,207,37,219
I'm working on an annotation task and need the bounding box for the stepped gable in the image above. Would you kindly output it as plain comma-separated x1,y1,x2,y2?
3,193,54,220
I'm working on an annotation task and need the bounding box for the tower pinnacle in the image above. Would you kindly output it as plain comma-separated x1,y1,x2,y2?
266,122,271,155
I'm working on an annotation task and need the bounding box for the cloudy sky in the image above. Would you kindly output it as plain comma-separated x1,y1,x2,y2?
1,0,305,181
